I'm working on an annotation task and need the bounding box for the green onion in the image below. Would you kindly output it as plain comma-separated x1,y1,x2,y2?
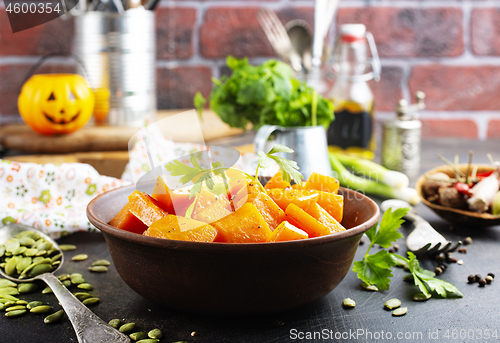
492,191,500,216
329,153,419,205
332,152,409,190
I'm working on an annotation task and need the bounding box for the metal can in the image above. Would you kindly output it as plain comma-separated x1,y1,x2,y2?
382,92,425,179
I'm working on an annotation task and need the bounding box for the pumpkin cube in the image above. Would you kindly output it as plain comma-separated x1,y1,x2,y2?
264,170,291,190
193,196,233,224
305,203,345,234
143,215,219,242
192,188,218,218
128,190,167,227
211,203,271,243
267,221,308,242
109,203,148,235
248,191,285,231
267,188,319,212
304,172,340,194
316,191,344,223
151,177,194,217
284,203,333,238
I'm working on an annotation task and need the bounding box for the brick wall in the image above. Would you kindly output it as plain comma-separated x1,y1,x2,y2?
1,0,500,140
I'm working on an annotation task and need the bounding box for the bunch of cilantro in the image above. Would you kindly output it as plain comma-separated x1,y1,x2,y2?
194,57,334,129
354,208,463,298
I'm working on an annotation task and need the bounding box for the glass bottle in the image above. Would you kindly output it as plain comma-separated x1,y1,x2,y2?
326,24,380,160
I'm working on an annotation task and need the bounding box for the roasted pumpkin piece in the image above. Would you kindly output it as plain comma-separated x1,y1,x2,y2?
151,176,175,213
316,191,344,223
143,215,219,242
109,203,148,235
230,185,249,211
192,188,218,217
225,169,250,196
267,221,308,242
267,188,319,212
211,203,272,243
304,172,340,194
151,177,195,216
128,190,167,227
264,170,291,190
248,180,263,197
284,203,333,238
291,183,306,190
193,196,232,224
305,203,345,234
248,191,285,231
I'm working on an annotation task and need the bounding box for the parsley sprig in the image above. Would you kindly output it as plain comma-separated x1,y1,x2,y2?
353,208,463,298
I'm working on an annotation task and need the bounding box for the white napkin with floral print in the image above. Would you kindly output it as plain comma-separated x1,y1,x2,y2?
0,159,130,238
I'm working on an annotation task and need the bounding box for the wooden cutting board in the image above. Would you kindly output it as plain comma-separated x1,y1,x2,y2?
0,110,247,154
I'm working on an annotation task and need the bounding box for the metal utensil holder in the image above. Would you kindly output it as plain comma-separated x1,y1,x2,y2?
74,9,156,127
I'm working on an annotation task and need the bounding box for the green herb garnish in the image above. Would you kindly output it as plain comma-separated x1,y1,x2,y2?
353,208,462,298
194,57,334,129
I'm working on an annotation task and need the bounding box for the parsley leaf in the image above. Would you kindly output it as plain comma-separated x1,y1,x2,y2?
256,144,303,185
352,250,397,291
371,207,407,248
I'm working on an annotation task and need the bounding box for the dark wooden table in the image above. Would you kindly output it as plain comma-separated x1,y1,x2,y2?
1,138,500,343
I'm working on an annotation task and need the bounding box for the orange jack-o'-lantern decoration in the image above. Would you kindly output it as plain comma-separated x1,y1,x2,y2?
18,74,95,135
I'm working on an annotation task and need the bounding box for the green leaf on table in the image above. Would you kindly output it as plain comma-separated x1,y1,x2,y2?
352,250,397,291
370,208,407,248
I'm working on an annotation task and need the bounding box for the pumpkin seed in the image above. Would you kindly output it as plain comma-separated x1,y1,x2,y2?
19,237,36,247
18,283,38,294
74,292,93,301
27,301,43,310
392,307,408,316
77,283,93,291
5,252,12,257
59,244,77,251
5,305,26,312
360,282,379,291
62,280,72,288
12,246,27,255
384,298,401,310
36,242,53,251
82,298,100,306
35,250,48,257
0,263,5,268
33,256,44,264
0,303,5,311
148,329,163,339
342,298,356,308
119,323,136,334
109,319,122,329
71,254,88,261
92,259,111,266
50,253,62,263
16,257,32,274
23,249,38,257
31,305,54,314
18,274,30,280
20,258,51,276
71,276,85,285
42,287,53,294
5,309,26,317
0,245,5,257
89,266,108,273
130,332,148,341
5,256,19,276
0,287,20,296
136,340,159,343
4,301,16,307
70,273,82,278
413,292,432,301
15,300,28,305
57,274,70,281
51,261,61,266
5,239,20,253
28,263,53,277
44,309,64,324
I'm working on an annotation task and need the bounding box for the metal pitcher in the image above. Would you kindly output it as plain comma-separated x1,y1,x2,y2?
254,125,331,179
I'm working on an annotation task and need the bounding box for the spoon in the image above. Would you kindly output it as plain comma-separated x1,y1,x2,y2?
285,20,313,73
380,200,461,255
0,224,129,343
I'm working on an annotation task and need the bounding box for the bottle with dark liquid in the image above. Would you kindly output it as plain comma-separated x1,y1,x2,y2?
326,24,380,160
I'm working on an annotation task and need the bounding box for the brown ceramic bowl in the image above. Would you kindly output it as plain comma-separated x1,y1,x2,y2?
416,164,500,227
87,184,379,315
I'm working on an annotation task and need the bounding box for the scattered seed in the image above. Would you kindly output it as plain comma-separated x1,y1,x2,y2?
30,305,54,314
62,280,72,288
413,293,432,301
136,340,159,343
77,283,93,291
44,309,64,324
92,259,111,267
475,274,482,281
4,301,16,307
393,244,399,252
109,319,122,329
71,254,88,261
478,279,486,287
18,283,38,294
191,332,197,337
5,309,26,317
89,266,108,273
82,298,100,306
57,274,70,281
342,298,356,308
463,237,472,245
27,301,43,310
119,323,136,334
488,273,495,279
467,275,477,284
42,287,53,294
0,279,17,288
130,332,148,341
71,277,85,285
15,300,28,305
74,292,93,301
485,275,494,284
5,305,27,312
447,257,458,263
457,259,463,265
458,248,467,254
360,283,378,291
384,298,401,310
59,244,77,251
434,267,443,275
148,329,163,339
392,307,408,316
358,239,364,246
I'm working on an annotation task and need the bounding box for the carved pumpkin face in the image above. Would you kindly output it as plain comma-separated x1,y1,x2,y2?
18,74,95,135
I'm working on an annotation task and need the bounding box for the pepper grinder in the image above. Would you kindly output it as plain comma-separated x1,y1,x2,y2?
381,91,425,180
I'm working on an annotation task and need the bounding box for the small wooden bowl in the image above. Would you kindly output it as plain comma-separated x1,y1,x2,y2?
416,164,500,227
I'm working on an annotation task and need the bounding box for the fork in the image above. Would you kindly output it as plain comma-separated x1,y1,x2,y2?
257,9,303,72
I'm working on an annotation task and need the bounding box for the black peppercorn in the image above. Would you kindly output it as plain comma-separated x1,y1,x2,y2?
468,275,476,284
475,274,482,281
463,237,473,245
485,276,494,284
478,279,486,287
458,248,467,254
434,267,443,275
359,239,364,246
488,273,495,279
393,244,399,252
438,264,447,271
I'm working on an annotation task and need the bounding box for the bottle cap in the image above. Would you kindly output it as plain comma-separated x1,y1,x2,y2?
340,24,366,42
